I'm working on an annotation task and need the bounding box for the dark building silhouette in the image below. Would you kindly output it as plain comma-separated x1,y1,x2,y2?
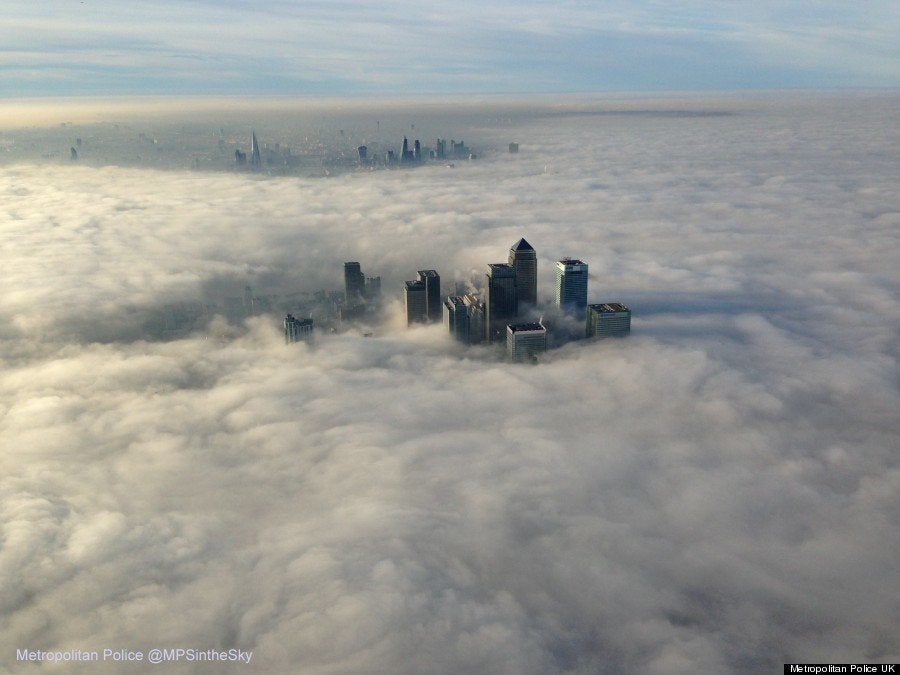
344,262,366,305
444,293,486,345
365,276,381,300
509,238,537,305
401,137,415,163
250,131,261,167
284,314,314,343
417,270,441,321
444,296,468,341
464,294,485,344
235,149,247,165
485,263,518,342
357,145,367,162
435,138,445,159
405,280,427,325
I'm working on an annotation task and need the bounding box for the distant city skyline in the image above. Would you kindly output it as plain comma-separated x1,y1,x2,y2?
3,2,898,98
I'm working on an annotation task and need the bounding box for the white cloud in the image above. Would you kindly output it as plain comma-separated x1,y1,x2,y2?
0,92,898,671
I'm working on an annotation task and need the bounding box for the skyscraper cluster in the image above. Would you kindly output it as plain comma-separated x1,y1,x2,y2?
427,238,630,360
283,239,629,359
394,137,474,165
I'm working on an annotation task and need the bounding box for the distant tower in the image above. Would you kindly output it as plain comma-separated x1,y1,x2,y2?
413,139,421,161
435,138,445,159
416,270,441,321
70,147,78,161
507,322,547,361
401,137,412,163
284,314,314,343
404,280,427,325
243,285,255,316
357,145,367,163
344,262,365,305
556,259,588,318
509,238,537,305
250,131,261,166
485,263,518,342
509,142,519,153
586,303,631,339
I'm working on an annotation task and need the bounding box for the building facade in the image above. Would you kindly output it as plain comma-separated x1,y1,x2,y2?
284,314,314,343
405,280,427,325
417,270,441,322
444,296,469,342
586,303,631,338
509,238,537,305
344,262,366,305
463,293,485,344
556,259,588,318
485,263,518,342
507,322,547,361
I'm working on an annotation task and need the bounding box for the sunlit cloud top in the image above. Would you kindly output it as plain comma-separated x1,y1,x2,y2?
2,1,899,96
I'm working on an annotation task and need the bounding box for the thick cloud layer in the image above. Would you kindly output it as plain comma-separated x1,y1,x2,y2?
1,92,898,672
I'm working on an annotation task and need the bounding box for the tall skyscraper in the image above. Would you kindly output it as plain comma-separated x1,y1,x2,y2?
417,270,441,322
556,259,588,318
250,131,261,166
444,296,469,342
284,314,314,344
344,262,365,305
463,293,485,344
485,263,518,342
405,280,427,325
509,238,537,305
401,137,415,163
507,322,547,361
586,303,631,338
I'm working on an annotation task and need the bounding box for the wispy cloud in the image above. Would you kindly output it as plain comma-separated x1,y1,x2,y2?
1,1,898,95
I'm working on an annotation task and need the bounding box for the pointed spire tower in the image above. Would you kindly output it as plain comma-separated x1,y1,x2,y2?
509,238,537,305
250,131,261,166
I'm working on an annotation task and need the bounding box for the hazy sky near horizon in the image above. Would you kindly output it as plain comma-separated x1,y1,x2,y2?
3,1,899,97
1,93,898,671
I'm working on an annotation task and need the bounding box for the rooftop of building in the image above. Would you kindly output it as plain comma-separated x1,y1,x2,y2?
510,238,534,252
557,258,586,267
444,295,465,307
487,263,516,274
507,322,546,333
284,314,313,325
588,302,630,313
417,269,439,277
405,279,425,289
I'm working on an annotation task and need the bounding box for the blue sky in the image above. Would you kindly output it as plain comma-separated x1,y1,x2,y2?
2,1,898,96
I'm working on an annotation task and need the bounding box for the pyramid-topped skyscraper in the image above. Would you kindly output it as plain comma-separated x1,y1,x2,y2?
509,238,537,305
